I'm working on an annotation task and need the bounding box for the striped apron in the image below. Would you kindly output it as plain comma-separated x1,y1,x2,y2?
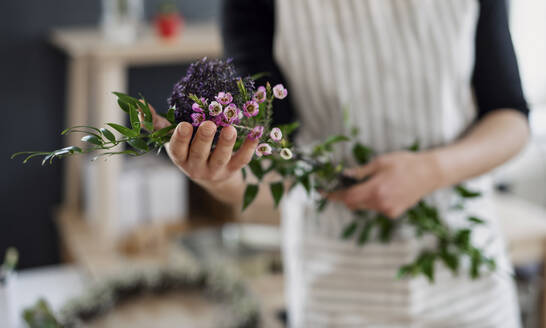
274,0,521,327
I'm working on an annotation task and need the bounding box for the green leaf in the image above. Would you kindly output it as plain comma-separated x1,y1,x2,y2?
341,221,358,239
454,185,481,198
250,72,270,80
61,146,82,154
397,264,416,279
377,215,395,243
323,135,350,149
100,128,116,143
300,174,311,195
352,143,373,165
113,91,139,104
127,138,148,151
236,78,249,101
242,184,259,211
440,251,459,273
150,124,176,138
470,251,481,279
454,229,471,250
166,106,176,124
467,216,486,225
317,198,328,212
241,167,247,181
421,255,435,283
350,126,360,137
61,125,102,135
117,99,130,112
486,258,496,271
278,122,300,137
357,221,374,245
137,94,153,124
248,160,265,180
270,182,284,208
113,92,140,114
107,123,138,137
81,135,102,146
407,140,420,152
128,103,141,132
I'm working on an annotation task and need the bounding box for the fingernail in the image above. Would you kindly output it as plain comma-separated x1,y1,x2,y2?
223,127,236,140
178,123,191,137
200,122,216,137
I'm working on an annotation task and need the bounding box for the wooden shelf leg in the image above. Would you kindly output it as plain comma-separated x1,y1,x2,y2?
86,57,127,241
62,56,89,211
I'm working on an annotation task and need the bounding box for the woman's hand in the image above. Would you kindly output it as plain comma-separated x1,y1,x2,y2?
140,104,258,190
327,151,442,219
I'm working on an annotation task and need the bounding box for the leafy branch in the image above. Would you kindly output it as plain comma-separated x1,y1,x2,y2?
11,93,177,165
242,129,496,282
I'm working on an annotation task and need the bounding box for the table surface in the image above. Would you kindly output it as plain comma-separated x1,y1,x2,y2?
1,263,284,328
0,265,86,328
50,23,222,64
5,194,546,327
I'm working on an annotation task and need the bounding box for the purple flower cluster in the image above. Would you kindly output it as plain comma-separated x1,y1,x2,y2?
190,91,243,127
168,57,254,125
168,57,292,160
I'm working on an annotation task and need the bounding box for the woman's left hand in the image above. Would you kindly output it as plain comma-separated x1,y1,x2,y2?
327,151,443,219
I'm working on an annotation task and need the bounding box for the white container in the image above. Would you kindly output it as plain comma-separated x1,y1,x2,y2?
0,271,19,328
100,0,144,44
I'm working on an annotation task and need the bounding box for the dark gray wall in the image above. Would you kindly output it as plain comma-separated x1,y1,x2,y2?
0,0,219,269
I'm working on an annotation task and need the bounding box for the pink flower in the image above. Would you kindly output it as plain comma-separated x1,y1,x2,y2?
248,126,264,140
280,148,293,160
208,101,223,116
215,92,233,105
191,112,206,126
192,98,208,112
243,100,260,117
223,104,239,124
270,127,282,142
214,115,230,127
255,143,272,157
273,84,288,99
192,102,203,112
253,86,267,103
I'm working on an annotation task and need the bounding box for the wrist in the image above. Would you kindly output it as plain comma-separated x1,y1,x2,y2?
197,170,245,202
420,150,447,191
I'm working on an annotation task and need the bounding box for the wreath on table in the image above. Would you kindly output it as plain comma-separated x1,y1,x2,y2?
23,262,260,328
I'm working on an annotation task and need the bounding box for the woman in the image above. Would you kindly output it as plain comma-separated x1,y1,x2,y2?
150,0,530,326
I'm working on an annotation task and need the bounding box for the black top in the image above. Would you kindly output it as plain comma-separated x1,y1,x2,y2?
221,0,529,125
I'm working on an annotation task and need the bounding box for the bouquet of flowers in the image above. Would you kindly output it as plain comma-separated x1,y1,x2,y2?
12,58,495,282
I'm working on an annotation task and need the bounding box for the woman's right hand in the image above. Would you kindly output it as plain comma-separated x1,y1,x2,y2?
143,104,258,190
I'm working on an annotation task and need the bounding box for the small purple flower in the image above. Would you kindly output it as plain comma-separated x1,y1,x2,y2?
192,102,203,112
255,143,272,157
270,127,283,142
243,100,260,117
273,84,288,99
223,104,239,124
215,92,233,105
280,148,293,160
214,115,230,127
248,126,264,140
191,112,206,126
253,86,267,103
208,101,223,116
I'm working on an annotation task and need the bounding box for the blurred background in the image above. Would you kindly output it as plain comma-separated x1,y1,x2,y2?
0,0,545,327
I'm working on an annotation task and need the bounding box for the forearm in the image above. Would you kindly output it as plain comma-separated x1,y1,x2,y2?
426,109,529,189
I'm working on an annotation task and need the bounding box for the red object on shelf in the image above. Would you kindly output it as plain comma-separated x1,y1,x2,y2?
155,12,184,40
